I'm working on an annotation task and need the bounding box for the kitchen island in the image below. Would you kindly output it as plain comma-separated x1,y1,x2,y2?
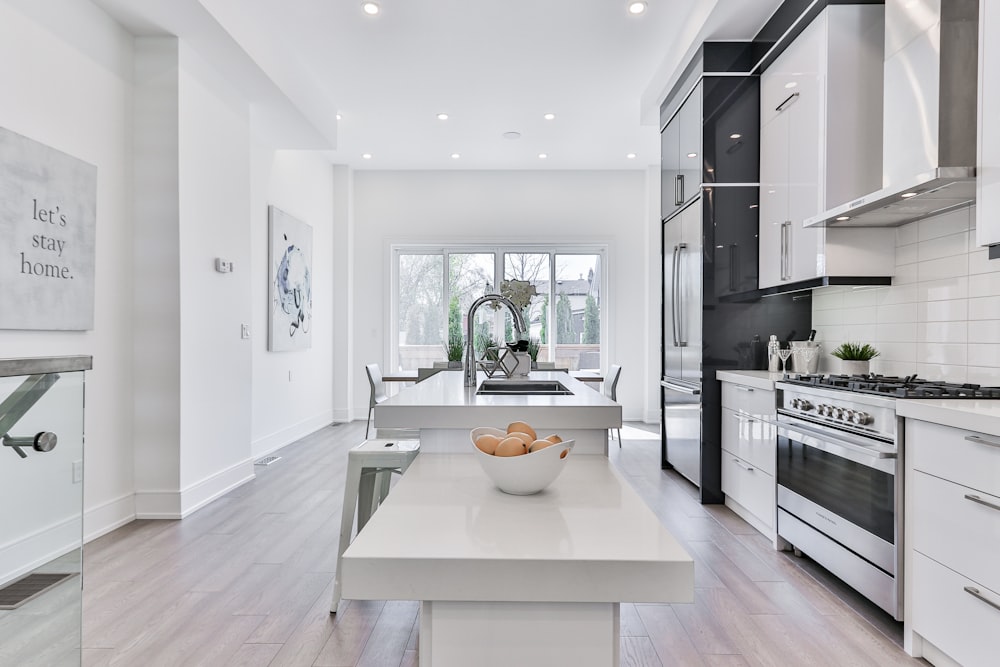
341,453,694,667
374,370,622,455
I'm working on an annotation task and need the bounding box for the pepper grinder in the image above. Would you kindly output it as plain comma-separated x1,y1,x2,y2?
767,334,780,372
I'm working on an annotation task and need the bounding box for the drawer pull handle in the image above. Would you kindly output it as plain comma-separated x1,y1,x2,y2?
735,386,754,392
733,457,755,472
964,586,1000,613
965,434,1000,449
732,412,756,423
965,494,1000,512
775,91,800,112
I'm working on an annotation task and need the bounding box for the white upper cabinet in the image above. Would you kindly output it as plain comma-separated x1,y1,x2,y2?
978,0,1000,247
758,6,896,289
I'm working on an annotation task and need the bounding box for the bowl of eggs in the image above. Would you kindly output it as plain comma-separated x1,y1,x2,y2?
470,421,574,495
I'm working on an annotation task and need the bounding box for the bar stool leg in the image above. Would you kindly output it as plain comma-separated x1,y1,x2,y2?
332,454,365,613
357,469,378,533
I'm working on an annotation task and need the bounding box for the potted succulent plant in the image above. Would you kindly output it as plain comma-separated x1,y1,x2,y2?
831,342,880,375
445,335,464,368
527,338,540,369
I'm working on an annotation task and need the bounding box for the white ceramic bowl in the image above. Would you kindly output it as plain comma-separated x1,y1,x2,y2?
469,427,575,495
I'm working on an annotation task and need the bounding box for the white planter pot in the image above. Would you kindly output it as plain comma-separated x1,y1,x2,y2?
840,359,871,375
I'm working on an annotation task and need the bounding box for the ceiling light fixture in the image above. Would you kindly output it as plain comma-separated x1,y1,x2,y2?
544,113,556,120
451,153,460,159
626,153,637,159
627,1,647,15
836,216,850,221
901,192,918,198
361,1,380,15
437,113,449,120
362,153,372,159
538,153,548,159
336,113,342,120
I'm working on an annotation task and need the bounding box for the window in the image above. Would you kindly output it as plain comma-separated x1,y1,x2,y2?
392,245,606,372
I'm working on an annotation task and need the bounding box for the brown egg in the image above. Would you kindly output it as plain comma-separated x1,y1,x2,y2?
544,434,562,444
507,421,537,442
506,431,534,447
475,433,502,455
528,439,556,453
494,436,528,457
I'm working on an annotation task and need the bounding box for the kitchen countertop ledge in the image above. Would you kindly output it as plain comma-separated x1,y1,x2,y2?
715,370,786,391
897,399,1000,438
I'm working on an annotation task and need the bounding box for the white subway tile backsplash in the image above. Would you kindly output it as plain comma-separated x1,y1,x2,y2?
969,296,1000,321
879,341,917,362
920,299,968,322
896,242,918,265
839,306,878,325
968,366,1000,385
918,321,968,344
918,277,968,302
897,222,919,246
877,322,919,342
842,288,880,308
968,320,1000,344
876,360,919,377
877,284,918,305
969,272,1000,298
877,302,919,324
915,363,968,383
918,231,970,262
917,342,967,366
812,288,845,311
969,248,1000,275
918,254,969,282
893,263,919,285
968,344,1000,368
918,207,973,241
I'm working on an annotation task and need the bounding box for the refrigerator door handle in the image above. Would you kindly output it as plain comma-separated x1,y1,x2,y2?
670,244,680,346
661,379,701,395
676,242,688,347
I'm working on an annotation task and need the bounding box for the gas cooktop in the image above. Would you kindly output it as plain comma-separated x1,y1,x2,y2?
782,373,1000,399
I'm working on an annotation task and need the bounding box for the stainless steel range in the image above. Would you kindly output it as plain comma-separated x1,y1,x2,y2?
772,374,1000,621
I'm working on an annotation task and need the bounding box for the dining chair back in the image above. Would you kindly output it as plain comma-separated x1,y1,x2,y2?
366,363,389,438
604,364,622,446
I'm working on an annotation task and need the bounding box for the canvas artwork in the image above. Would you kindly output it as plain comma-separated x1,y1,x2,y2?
0,126,97,330
268,206,313,351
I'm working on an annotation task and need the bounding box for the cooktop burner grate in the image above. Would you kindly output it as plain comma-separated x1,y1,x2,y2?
783,374,1000,399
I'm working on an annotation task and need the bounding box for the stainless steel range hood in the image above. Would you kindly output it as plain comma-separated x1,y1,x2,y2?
806,0,979,228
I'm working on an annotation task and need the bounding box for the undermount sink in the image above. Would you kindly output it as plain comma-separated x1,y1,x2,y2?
476,379,573,396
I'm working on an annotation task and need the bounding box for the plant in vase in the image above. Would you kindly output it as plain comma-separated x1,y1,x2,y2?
445,335,464,368
527,338,540,369
831,342,880,376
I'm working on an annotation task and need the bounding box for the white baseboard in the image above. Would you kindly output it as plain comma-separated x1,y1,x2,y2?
332,407,352,423
252,409,335,459
135,458,255,520
84,493,135,543
0,515,80,588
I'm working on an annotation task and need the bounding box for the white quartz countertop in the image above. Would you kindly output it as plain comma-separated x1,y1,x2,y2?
715,370,786,391
897,399,1000,438
341,453,694,604
376,370,622,429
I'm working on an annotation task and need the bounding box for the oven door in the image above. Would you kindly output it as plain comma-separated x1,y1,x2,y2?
775,415,897,575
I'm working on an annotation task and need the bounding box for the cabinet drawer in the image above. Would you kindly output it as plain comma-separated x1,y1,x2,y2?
721,407,776,475
912,551,1000,667
720,383,775,416
721,451,775,529
908,421,1000,497
912,471,1000,595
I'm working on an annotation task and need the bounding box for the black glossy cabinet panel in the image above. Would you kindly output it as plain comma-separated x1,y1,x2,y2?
709,187,760,298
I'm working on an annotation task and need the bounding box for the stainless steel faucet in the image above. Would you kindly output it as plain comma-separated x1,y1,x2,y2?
464,294,527,387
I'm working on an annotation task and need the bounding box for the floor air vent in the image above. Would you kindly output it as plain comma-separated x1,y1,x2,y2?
0,572,77,610
254,455,281,466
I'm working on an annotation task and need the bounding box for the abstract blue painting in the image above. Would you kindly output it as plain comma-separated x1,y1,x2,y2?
268,205,313,351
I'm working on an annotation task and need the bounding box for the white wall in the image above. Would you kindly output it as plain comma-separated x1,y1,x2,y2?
0,0,136,540
812,205,1000,385
250,148,336,457
351,169,654,422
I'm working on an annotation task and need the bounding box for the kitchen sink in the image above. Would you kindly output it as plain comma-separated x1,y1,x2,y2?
476,379,573,395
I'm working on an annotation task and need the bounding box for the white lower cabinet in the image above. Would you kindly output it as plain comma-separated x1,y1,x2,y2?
906,420,1000,667
720,380,777,538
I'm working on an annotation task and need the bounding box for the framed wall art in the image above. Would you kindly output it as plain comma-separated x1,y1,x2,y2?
268,205,313,351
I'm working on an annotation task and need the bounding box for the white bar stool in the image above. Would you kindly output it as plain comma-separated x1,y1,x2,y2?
331,438,420,613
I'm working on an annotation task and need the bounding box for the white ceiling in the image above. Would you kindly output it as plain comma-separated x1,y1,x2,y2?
92,0,784,170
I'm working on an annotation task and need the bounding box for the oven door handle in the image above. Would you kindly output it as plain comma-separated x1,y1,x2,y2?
769,418,896,470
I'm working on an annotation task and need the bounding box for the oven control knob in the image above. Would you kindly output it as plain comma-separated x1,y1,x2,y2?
842,410,856,422
817,404,829,416
831,408,845,420
851,411,872,425
797,400,813,411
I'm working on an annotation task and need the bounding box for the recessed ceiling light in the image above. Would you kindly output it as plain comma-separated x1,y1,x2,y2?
503,131,521,140
784,81,798,89
836,216,850,221
626,153,637,159
362,153,372,159
544,113,556,120
451,153,460,159
538,153,548,159
627,1,647,15
361,1,380,15
336,113,342,120
437,113,449,120
730,133,741,139
901,192,918,198
686,152,698,158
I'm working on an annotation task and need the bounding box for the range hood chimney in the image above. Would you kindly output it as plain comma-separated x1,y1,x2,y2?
805,0,979,228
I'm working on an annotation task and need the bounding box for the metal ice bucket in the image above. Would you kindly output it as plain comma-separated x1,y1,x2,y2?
789,341,821,374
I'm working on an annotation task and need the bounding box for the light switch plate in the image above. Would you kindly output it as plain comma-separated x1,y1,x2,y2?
241,324,250,339
72,460,83,484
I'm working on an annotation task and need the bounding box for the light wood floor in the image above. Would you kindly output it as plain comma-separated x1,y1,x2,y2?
81,421,927,666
